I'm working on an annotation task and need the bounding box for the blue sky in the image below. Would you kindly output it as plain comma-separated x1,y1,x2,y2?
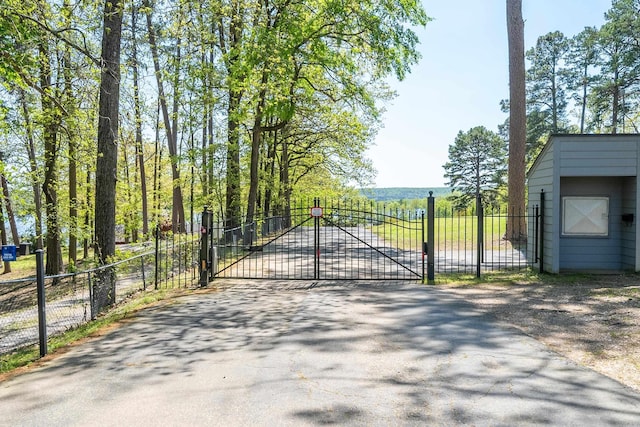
368,0,613,188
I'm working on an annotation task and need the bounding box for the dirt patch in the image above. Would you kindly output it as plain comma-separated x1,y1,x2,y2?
442,274,640,392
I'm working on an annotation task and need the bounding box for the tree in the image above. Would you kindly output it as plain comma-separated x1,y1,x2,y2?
62,0,81,269
39,28,64,275
590,0,640,133
526,31,570,136
506,0,526,240
251,0,426,221
443,126,507,210
498,101,558,168
565,27,598,133
1,166,19,245
0,194,9,274
143,0,186,233
94,0,123,309
130,5,149,238
18,88,44,250
3,0,98,274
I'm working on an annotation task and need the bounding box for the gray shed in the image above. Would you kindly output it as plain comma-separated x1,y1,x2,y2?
528,134,640,273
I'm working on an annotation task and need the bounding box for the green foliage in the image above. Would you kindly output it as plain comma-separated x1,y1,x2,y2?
0,2,39,87
588,0,640,133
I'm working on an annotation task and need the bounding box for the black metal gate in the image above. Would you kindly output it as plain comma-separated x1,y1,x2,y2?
199,199,425,281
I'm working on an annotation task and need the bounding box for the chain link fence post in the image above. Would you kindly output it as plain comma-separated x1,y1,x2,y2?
36,249,47,357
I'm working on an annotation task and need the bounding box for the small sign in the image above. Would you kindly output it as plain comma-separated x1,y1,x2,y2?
2,245,17,262
310,207,324,217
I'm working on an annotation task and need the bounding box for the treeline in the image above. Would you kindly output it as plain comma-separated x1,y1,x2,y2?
360,187,451,202
520,0,640,162
0,0,428,274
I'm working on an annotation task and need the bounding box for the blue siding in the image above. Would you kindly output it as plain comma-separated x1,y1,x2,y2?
559,239,623,270
559,177,624,271
559,139,638,177
527,142,554,270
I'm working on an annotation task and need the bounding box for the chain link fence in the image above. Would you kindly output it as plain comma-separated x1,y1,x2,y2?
1,232,199,358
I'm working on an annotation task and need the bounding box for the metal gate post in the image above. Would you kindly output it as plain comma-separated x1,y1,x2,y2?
421,210,425,284
539,189,545,274
36,249,47,357
427,191,435,283
314,198,320,280
476,195,483,279
534,204,539,266
199,207,212,286
154,224,160,290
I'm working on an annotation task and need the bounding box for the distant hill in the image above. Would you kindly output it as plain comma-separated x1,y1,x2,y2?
360,187,452,202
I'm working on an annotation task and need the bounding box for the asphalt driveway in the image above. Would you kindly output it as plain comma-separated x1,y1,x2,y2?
1,281,639,426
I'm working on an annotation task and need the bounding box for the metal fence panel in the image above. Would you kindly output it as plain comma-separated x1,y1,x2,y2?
431,205,536,275
0,279,38,355
0,232,200,357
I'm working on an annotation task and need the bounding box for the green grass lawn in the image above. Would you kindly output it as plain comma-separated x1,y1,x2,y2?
372,215,530,251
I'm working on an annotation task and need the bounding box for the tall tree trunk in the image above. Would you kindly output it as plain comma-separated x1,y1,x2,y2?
506,0,526,240
263,127,278,217
1,173,19,245
190,132,195,231
611,69,620,134
208,107,215,203
94,0,123,311
0,150,19,245
280,135,291,228
225,89,242,230
144,1,186,233
207,66,215,204
131,5,149,238
0,199,9,274
246,70,269,224
95,0,123,264
83,171,91,259
580,63,588,133
63,0,78,268
153,101,160,226
65,71,78,267
219,3,246,232
170,24,186,233
551,65,558,133
19,89,44,250
40,42,63,275
122,142,135,243
68,137,78,265
201,48,216,202
201,101,209,198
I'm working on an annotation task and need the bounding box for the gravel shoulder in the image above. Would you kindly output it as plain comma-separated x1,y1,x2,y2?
440,274,640,392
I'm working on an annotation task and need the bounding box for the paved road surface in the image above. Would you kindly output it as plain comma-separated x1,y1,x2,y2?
1,281,640,426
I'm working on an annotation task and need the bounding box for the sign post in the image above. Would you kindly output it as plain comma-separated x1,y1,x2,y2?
311,200,322,279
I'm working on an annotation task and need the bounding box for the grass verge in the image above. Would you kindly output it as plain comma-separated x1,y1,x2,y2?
429,269,595,287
